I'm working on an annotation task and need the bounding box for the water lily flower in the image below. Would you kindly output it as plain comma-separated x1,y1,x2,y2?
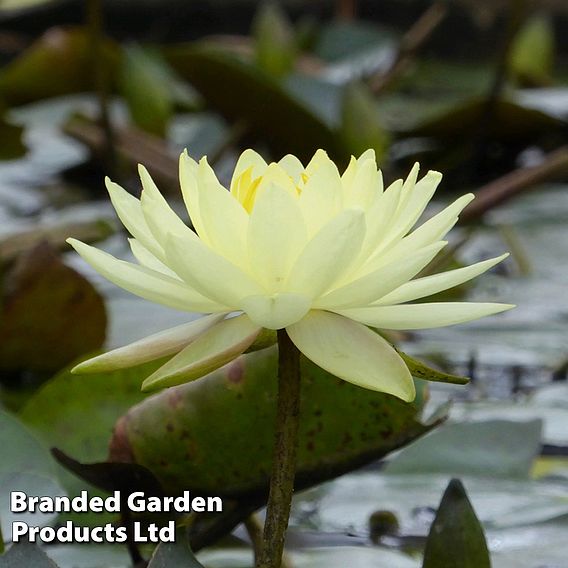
68,149,513,401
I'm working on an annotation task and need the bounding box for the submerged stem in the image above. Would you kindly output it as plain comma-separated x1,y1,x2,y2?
256,329,301,568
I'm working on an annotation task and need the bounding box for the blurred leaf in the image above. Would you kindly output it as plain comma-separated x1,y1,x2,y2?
0,242,106,373
148,530,205,568
20,359,161,497
385,419,542,478
0,0,57,11
0,411,55,477
110,348,440,496
397,350,469,386
164,44,340,163
315,21,395,62
0,27,118,106
0,472,64,537
119,45,176,137
0,411,65,534
0,115,26,160
422,479,490,568
0,542,59,567
411,97,565,141
340,82,390,161
510,13,555,87
253,2,297,79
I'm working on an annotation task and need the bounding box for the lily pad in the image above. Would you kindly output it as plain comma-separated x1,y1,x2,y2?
384,419,542,478
0,242,106,373
20,359,161,498
110,347,439,497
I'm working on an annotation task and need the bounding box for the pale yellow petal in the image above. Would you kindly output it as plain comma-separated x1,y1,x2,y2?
316,241,446,309
138,165,197,249
165,232,265,307
298,158,342,235
380,170,443,251
67,238,225,312
285,209,366,299
278,154,305,183
377,254,509,305
196,157,249,266
247,183,307,291
241,293,311,329
305,148,332,175
141,314,261,391
337,302,515,330
128,238,178,277
179,150,210,243
346,158,383,210
230,149,268,191
72,313,226,374
286,311,415,400
105,178,163,260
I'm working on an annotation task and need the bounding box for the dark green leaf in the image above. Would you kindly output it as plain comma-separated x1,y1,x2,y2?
253,2,297,78
148,529,205,568
422,479,491,568
0,542,58,567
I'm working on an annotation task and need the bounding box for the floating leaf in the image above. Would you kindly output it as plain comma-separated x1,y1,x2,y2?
340,82,389,162
509,13,555,87
0,411,55,477
164,44,339,163
0,242,107,373
110,347,441,496
20,360,160,497
252,2,297,78
0,411,65,535
148,529,205,568
0,542,59,568
385,419,542,478
422,479,491,568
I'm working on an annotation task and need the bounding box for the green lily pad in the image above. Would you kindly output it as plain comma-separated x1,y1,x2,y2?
111,347,439,496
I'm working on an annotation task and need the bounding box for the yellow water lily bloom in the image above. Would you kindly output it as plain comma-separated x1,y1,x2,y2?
67,149,513,401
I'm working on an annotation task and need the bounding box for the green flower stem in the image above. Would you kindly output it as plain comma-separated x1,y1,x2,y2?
256,329,301,568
